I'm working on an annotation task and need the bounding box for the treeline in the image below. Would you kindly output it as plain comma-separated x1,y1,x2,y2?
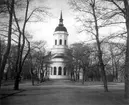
1,40,50,83
66,42,125,83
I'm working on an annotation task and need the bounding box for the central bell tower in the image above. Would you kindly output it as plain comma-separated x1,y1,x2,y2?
49,12,69,79
52,11,68,54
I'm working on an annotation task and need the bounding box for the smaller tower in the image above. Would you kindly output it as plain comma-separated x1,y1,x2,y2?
49,12,69,79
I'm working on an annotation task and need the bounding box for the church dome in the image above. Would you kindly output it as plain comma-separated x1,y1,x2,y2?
55,24,67,32
55,11,67,32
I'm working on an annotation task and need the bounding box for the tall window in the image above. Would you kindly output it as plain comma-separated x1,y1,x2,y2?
64,40,67,45
51,67,53,75
64,67,66,75
54,67,56,75
59,39,62,45
55,40,57,45
58,67,62,75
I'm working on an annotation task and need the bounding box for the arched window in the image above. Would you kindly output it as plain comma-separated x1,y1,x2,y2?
64,67,66,75
54,67,56,75
64,40,66,45
55,40,57,45
59,39,62,45
58,67,62,75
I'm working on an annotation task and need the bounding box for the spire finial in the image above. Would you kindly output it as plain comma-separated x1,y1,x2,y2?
60,10,62,20
59,11,63,25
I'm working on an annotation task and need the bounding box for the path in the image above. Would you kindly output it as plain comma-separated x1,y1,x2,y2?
0,80,129,105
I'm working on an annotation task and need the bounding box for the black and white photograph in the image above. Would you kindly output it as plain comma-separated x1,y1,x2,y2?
0,0,129,105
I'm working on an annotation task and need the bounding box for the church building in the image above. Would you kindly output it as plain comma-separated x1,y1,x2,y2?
49,12,69,79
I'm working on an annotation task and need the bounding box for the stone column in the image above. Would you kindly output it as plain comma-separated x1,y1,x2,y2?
56,67,58,75
62,67,64,75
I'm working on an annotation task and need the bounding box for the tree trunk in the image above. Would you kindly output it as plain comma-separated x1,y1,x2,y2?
123,0,129,99
0,0,14,88
13,0,30,90
82,69,85,84
100,60,108,92
114,61,118,81
96,36,108,92
14,72,20,90
91,2,108,92
14,64,23,90
110,46,115,80
124,22,129,99
0,38,2,67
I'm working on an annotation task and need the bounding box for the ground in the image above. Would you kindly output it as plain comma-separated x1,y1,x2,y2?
0,80,129,105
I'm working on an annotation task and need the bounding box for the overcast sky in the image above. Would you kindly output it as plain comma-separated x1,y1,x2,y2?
27,0,89,49
0,0,125,49
26,0,125,50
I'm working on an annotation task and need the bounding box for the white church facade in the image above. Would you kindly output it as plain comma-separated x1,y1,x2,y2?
49,12,69,79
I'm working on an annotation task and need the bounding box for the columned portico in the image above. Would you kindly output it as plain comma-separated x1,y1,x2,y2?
49,62,68,79
51,66,67,76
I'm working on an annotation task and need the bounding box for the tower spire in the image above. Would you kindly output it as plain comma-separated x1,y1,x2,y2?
59,11,63,25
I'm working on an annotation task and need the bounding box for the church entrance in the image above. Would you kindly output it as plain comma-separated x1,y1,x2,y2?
49,66,68,79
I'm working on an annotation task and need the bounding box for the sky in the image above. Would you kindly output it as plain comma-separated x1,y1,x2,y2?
27,0,88,49
0,0,125,49
26,0,125,50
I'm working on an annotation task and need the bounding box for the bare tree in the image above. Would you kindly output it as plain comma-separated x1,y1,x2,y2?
108,42,125,81
66,42,91,83
69,0,109,92
13,0,31,90
0,0,14,88
65,47,75,80
30,40,47,85
104,0,129,99
12,0,48,90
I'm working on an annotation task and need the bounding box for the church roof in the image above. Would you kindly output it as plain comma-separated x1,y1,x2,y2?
51,53,67,59
55,12,67,32
53,53,65,59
